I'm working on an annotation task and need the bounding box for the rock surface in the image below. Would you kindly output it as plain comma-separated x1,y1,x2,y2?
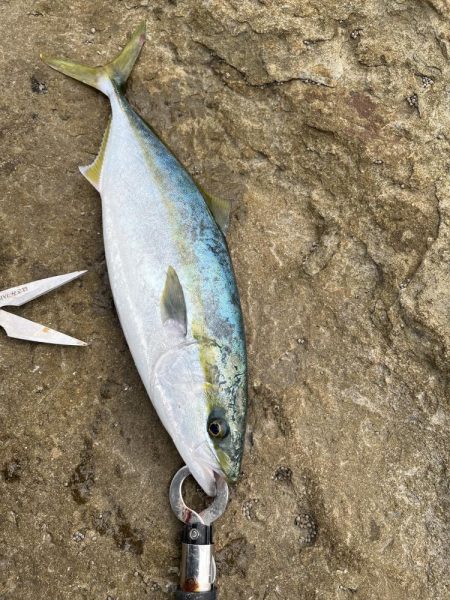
1,1,449,599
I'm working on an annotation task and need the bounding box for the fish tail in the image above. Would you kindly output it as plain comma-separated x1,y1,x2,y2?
40,22,146,96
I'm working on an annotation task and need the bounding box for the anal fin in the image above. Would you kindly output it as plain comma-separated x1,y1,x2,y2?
79,119,111,191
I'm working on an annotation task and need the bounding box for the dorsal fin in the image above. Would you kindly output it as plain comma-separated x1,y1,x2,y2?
204,192,231,234
200,189,232,235
160,266,187,336
79,120,111,191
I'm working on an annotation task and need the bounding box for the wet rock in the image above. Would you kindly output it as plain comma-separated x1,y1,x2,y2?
69,439,95,504
1,2,449,599
93,508,145,555
2,460,21,482
272,465,293,483
113,520,145,555
215,537,256,578
93,511,115,536
30,75,48,94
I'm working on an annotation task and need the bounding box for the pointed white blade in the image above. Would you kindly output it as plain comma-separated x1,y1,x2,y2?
0,271,87,309
0,309,87,346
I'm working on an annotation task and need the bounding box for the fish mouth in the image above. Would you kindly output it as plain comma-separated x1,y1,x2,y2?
187,441,227,497
188,459,218,497
182,441,241,497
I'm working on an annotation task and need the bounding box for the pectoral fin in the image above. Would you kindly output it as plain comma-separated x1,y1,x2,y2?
79,120,111,191
161,266,187,336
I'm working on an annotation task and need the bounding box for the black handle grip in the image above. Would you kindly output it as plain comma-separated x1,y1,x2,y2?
175,588,217,600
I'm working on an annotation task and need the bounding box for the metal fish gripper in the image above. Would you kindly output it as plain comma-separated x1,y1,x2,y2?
170,466,229,599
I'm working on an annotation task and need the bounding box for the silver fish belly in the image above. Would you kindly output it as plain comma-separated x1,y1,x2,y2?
42,23,247,496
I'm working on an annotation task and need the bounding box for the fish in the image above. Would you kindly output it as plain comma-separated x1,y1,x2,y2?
41,22,247,497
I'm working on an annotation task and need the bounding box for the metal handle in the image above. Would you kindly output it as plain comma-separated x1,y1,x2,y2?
177,522,216,595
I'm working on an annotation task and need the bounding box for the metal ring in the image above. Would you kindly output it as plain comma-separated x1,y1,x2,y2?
169,465,229,526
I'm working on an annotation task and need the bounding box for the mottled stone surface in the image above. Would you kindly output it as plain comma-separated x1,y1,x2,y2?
1,1,449,599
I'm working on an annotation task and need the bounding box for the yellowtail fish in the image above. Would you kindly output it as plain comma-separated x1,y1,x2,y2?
41,23,247,496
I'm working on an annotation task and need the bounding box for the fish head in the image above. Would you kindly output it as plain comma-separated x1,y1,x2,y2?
152,339,247,496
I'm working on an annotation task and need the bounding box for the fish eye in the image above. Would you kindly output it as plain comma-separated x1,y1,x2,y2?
208,418,229,439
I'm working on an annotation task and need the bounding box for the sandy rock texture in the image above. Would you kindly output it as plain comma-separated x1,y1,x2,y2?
1,1,449,599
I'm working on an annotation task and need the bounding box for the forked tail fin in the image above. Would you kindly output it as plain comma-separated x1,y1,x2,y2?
40,22,146,95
